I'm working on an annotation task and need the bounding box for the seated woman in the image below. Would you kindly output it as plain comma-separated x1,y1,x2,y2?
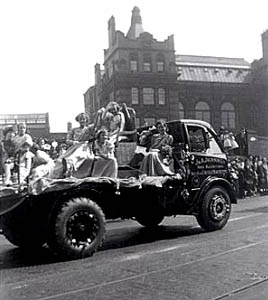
29,144,55,181
52,112,96,178
91,129,118,178
140,121,174,176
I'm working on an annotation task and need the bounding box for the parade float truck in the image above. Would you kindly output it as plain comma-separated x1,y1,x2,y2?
0,119,237,260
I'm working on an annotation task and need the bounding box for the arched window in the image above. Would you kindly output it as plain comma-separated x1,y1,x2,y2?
143,54,152,72
130,52,138,72
221,102,235,129
195,101,210,123
119,59,127,72
178,102,185,119
156,53,165,72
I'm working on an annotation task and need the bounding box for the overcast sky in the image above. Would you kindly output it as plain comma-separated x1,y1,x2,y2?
1,0,267,132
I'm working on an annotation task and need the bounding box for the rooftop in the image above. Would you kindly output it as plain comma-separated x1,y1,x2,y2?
176,55,250,69
176,55,251,83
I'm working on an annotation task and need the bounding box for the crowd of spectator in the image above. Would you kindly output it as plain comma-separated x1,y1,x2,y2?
218,126,268,198
229,155,268,199
0,125,69,185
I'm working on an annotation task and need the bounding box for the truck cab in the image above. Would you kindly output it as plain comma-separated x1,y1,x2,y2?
168,119,230,188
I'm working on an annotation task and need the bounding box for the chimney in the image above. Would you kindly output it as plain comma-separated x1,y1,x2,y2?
67,122,72,132
95,63,101,85
262,30,268,62
108,16,116,47
127,6,144,39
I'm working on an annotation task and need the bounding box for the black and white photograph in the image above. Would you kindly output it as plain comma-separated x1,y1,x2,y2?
0,0,268,299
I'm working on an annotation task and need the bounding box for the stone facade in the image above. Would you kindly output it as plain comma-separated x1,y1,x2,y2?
84,7,268,144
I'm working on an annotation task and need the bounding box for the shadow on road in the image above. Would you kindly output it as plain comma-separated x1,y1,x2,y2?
101,224,204,251
0,224,204,269
0,244,58,269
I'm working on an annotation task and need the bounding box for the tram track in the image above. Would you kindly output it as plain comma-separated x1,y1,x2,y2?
211,277,268,299
16,238,268,300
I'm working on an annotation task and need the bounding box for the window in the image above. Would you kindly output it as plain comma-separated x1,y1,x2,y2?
158,118,167,124
119,59,127,72
135,117,140,128
178,102,185,119
187,125,207,152
143,54,152,72
207,130,223,155
143,88,154,105
143,117,155,126
143,62,151,72
131,87,139,105
156,61,164,72
158,88,165,105
221,102,235,129
195,101,210,123
130,60,138,72
36,119,46,124
156,53,165,72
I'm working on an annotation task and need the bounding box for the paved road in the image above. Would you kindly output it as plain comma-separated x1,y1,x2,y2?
0,196,267,300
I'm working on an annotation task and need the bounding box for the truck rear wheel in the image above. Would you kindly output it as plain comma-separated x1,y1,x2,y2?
135,213,164,227
48,197,106,260
196,186,231,231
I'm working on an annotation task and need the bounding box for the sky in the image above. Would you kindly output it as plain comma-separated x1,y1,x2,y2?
0,0,267,132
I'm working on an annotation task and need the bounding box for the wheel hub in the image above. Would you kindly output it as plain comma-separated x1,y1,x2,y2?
209,194,230,221
66,211,99,248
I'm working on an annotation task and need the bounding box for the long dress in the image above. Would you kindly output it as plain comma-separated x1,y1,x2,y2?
140,133,174,176
91,139,118,178
52,125,95,179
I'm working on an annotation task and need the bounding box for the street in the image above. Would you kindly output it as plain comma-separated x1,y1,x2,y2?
0,195,267,300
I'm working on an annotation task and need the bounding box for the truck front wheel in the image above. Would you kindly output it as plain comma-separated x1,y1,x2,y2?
48,197,106,260
196,186,231,231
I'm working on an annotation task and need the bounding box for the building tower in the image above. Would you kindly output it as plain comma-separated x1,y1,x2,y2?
127,6,144,39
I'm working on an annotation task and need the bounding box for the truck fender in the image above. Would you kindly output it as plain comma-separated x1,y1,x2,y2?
0,189,28,216
195,176,237,205
47,188,101,227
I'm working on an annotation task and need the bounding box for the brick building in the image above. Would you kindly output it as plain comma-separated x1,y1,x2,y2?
0,113,50,139
84,6,268,153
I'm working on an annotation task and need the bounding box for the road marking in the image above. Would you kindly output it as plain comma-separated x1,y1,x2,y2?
229,213,264,222
35,239,268,300
117,243,190,262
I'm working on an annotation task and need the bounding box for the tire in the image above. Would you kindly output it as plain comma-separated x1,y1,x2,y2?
196,186,231,231
48,197,106,260
135,213,164,227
